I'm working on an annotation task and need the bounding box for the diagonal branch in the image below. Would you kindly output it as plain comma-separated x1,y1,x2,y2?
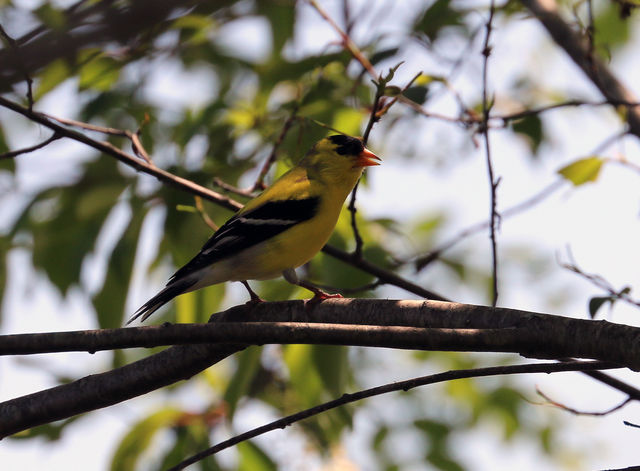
0,95,243,211
170,359,617,470
520,0,640,138
0,342,244,438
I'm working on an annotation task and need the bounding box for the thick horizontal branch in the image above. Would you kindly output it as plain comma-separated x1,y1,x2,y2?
1,299,638,369
0,322,520,355
2,299,640,438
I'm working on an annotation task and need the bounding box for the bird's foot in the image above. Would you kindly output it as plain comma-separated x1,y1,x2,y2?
245,296,265,306
241,280,264,305
305,290,343,307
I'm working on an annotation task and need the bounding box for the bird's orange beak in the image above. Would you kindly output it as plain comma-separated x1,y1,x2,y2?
354,148,381,168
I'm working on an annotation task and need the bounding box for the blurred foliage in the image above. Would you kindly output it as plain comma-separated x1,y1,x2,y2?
1,0,637,470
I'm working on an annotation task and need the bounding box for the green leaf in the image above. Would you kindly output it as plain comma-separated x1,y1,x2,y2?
372,425,389,451
414,0,467,42
0,126,11,165
28,161,126,296
383,85,402,97
93,199,148,329
557,157,604,186
594,2,631,51
588,296,613,318
312,345,351,398
370,48,400,65
512,114,543,154
173,14,216,45
158,416,220,471
283,344,324,407
257,0,295,55
402,85,429,104
33,3,66,30
110,408,183,471
176,282,226,324
8,416,81,441
238,441,277,471
332,108,363,136
78,54,121,91
223,346,263,418
34,59,71,100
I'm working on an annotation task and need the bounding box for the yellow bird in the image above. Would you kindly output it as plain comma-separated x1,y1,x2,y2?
128,134,380,324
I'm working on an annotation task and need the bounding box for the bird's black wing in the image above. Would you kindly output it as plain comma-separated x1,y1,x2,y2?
167,196,320,283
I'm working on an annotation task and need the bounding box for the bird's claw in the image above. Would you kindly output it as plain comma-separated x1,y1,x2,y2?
305,291,343,308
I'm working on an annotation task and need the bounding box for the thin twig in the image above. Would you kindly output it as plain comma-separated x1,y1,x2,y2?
132,113,153,164
398,96,475,126
44,113,129,136
375,71,423,119
415,180,565,271
561,250,640,310
0,96,242,211
194,196,218,231
0,132,61,159
495,99,640,123
211,177,257,198
536,386,631,416
307,0,377,77
252,108,299,191
168,360,616,470
347,179,365,258
481,0,500,306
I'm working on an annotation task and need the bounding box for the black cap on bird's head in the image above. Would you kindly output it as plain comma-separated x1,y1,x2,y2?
326,134,381,168
328,134,364,156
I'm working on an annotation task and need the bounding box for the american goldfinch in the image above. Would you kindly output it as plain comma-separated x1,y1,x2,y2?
128,134,380,324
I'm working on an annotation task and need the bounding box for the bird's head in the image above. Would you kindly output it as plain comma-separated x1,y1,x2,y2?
301,135,381,182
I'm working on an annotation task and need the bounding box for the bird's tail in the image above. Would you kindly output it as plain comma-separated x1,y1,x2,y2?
126,278,196,325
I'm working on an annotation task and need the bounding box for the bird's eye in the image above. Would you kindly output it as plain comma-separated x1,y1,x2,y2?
328,135,364,156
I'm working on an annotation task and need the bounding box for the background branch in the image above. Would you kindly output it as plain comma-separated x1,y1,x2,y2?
521,0,640,137
171,359,617,470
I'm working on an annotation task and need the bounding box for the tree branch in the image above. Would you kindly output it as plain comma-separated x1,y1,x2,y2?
521,0,640,138
0,95,243,211
170,359,617,470
3,298,640,437
481,0,500,306
0,0,197,90
0,342,244,439
0,132,61,159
